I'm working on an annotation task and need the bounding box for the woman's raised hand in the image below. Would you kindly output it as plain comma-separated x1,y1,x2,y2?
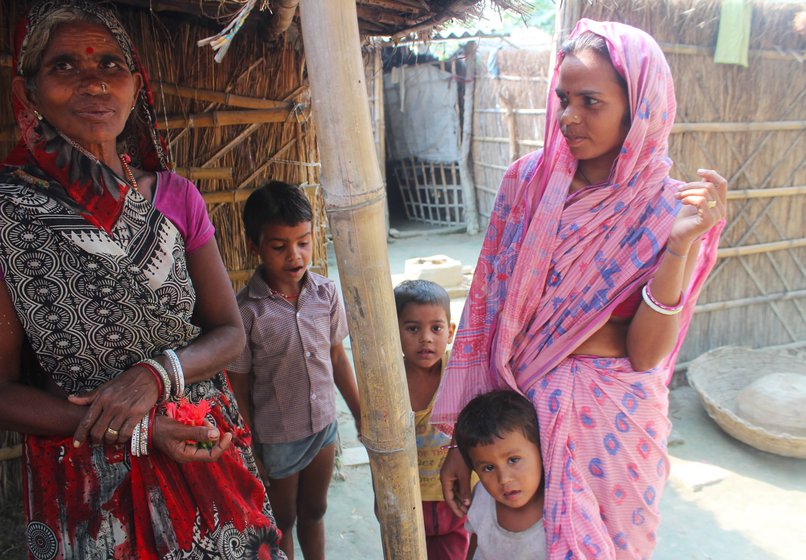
670,169,728,248
69,363,161,447
440,446,473,517
152,416,233,463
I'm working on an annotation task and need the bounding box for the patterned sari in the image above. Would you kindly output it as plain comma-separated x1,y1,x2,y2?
433,20,724,559
1,2,283,558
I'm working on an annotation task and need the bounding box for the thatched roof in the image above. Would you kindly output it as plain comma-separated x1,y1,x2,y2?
113,0,530,40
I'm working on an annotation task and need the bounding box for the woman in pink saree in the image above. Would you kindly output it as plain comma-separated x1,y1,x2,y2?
434,20,727,560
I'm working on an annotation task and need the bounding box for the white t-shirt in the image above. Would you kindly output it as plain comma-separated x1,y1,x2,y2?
465,483,547,560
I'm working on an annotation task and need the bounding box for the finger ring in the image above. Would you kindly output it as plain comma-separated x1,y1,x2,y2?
106,427,119,437
707,200,716,209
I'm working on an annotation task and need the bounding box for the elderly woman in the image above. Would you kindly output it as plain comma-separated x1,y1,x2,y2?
0,1,284,558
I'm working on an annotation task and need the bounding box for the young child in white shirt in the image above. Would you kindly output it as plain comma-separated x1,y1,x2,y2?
454,390,547,560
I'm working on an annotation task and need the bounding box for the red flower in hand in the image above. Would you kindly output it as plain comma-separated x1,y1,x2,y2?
164,398,214,448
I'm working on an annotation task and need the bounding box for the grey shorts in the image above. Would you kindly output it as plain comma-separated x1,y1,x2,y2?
258,421,338,480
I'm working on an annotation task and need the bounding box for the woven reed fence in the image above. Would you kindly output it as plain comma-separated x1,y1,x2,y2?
472,46,552,218
469,0,806,365
0,2,326,487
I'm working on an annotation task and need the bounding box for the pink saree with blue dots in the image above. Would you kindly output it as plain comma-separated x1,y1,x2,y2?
433,20,723,560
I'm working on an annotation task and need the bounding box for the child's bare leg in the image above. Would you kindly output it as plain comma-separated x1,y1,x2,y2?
296,443,336,560
267,472,301,559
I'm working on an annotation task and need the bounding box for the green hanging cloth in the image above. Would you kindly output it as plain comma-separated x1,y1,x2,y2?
714,0,752,67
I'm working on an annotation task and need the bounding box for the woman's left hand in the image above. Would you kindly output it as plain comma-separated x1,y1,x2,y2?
69,363,161,447
151,416,233,463
670,169,728,247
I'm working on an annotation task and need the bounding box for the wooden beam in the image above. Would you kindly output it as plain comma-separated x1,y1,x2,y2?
727,185,806,200
659,42,806,63
267,0,300,37
203,187,256,205
459,41,479,234
156,83,291,110
671,120,806,134
0,444,21,462
174,167,232,181
694,288,806,314
717,238,806,258
299,1,426,558
1,108,295,141
163,108,292,129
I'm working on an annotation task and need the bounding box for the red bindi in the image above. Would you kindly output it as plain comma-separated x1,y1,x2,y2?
86,47,94,54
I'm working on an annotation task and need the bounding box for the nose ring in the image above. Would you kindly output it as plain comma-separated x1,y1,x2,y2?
571,114,581,124
100,82,108,93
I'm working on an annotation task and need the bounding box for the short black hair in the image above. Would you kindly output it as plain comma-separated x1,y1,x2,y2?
242,181,313,246
454,390,540,469
394,279,451,322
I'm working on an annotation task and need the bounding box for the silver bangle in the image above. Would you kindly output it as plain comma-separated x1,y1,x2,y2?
142,358,172,403
131,422,142,457
163,349,185,398
641,284,683,316
138,414,149,456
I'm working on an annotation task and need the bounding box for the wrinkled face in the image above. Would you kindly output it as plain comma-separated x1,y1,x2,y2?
398,303,455,371
251,221,313,287
20,21,141,153
469,429,543,511
555,48,630,170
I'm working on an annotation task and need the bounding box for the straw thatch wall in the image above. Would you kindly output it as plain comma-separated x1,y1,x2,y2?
0,1,328,289
470,0,806,363
472,46,551,218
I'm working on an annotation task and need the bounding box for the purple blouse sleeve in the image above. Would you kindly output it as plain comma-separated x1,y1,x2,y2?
153,171,215,253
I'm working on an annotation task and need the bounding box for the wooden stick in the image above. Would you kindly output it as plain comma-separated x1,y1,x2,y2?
299,2,427,558
727,185,806,200
174,167,232,180
658,42,806,62
694,288,806,314
459,41,479,234
163,108,293,129
717,238,806,258
671,121,806,134
227,270,254,283
156,83,292,110
472,136,543,148
0,444,21,462
476,108,547,115
267,0,300,37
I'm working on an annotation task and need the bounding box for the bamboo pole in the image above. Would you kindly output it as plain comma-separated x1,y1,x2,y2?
156,82,291,109
162,108,292,129
459,41,480,234
670,120,806,134
727,185,806,199
717,238,806,258
266,0,300,37
298,1,426,559
693,288,806,314
174,167,232,180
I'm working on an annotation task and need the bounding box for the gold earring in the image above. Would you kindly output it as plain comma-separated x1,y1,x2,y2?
33,109,43,121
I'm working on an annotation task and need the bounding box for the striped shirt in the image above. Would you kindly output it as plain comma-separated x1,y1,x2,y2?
228,268,348,444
